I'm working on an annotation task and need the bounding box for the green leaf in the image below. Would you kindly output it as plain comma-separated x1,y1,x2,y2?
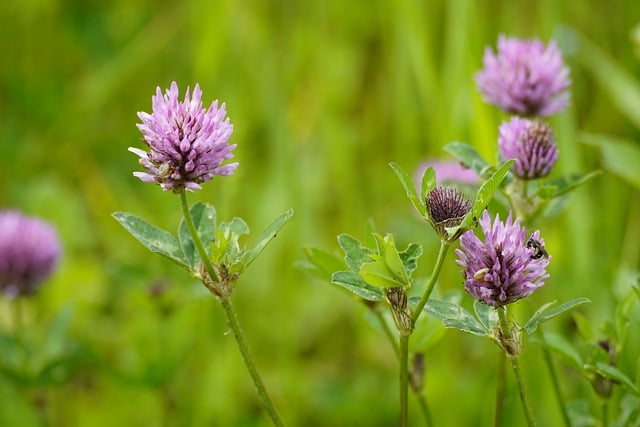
536,331,583,371
178,202,216,270
389,162,425,217
338,234,372,272
220,217,250,240
241,209,294,269
545,170,602,198
471,160,513,218
591,363,639,395
443,142,491,176
473,300,497,331
359,255,406,288
399,243,422,278
300,247,345,282
424,299,488,337
447,160,514,237
524,298,590,335
331,271,384,301
581,133,640,189
382,234,409,285
523,300,559,335
420,167,436,203
113,212,188,268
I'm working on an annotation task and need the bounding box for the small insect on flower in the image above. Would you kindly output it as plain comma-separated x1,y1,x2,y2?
526,237,548,259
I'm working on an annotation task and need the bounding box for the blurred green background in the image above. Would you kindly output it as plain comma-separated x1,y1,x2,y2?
1,0,640,425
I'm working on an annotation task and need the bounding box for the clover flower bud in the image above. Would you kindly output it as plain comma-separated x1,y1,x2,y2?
425,187,472,241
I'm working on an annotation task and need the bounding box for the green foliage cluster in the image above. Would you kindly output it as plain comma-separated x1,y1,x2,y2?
1,0,640,425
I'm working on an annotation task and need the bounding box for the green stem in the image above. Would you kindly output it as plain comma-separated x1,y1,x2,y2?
497,308,536,427
219,297,284,427
179,191,284,427
399,334,409,427
541,345,571,427
411,241,450,324
494,351,506,427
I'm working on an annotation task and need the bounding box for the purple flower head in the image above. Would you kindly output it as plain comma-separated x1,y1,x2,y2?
455,210,550,307
499,117,558,179
131,82,237,192
426,187,472,241
475,35,571,116
0,211,61,298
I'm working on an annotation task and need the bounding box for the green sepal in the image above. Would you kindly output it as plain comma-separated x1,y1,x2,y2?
113,212,189,269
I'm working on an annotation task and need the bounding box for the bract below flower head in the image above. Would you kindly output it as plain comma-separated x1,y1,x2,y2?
0,211,61,298
475,35,571,116
455,210,549,307
131,81,237,192
499,117,558,179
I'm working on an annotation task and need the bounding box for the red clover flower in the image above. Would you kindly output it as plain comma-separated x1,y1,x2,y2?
475,35,571,116
455,210,550,307
0,211,61,298
498,117,558,180
131,81,237,192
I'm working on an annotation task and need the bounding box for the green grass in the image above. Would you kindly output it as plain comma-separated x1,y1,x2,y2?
1,0,640,425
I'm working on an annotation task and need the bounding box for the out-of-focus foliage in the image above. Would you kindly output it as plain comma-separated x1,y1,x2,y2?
1,0,639,425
